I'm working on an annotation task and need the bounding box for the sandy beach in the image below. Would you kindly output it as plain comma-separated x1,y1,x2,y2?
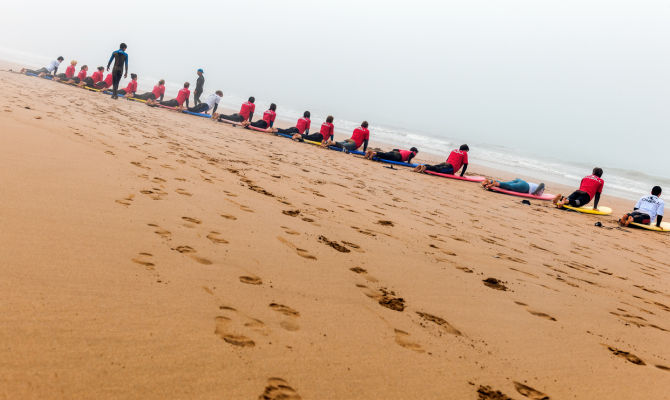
1,63,669,400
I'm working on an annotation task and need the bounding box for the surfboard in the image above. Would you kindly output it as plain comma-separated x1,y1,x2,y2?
83,86,102,92
425,171,486,182
217,117,243,126
561,205,612,215
127,97,147,103
183,110,210,118
489,186,555,201
630,221,670,232
372,157,417,167
246,126,272,133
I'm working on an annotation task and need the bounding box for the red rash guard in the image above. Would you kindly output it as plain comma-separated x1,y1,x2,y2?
152,85,165,99
77,69,87,80
239,101,256,121
262,109,276,126
579,174,604,199
399,150,416,162
124,80,137,94
65,65,75,78
350,127,370,148
91,70,104,83
176,88,191,106
320,122,334,141
101,73,114,88
446,149,468,172
296,117,311,134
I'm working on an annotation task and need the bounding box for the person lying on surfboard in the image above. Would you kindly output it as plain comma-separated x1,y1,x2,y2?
482,178,545,196
325,121,370,153
131,80,165,101
53,60,77,81
290,115,334,144
552,167,604,210
272,111,311,137
241,103,277,132
214,97,255,123
116,73,138,97
88,72,114,90
365,147,418,164
187,91,222,114
147,82,190,109
413,145,469,176
21,56,64,78
78,66,105,88
619,186,664,228
57,64,87,85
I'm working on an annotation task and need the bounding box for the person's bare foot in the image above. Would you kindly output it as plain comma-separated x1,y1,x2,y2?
481,179,491,188
552,194,562,205
413,165,426,173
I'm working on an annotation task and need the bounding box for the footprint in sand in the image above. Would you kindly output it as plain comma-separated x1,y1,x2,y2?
220,213,238,220
527,310,557,321
225,198,254,213
483,278,508,291
513,382,551,400
239,275,263,285
477,385,513,400
605,345,646,365
115,194,134,206
360,285,405,312
132,253,155,269
258,377,301,400
349,266,379,283
175,188,192,196
416,311,462,336
376,220,394,227
206,231,229,244
147,223,171,239
280,226,300,235
173,245,196,253
214,306,267,347
277,236,317,260
394,329,424,353
269,303,300,331
318,235,351,253
282,209,301,217
181,216,202,226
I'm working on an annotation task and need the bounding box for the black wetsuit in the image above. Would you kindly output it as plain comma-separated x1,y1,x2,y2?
376,151,403,162
132,92,156,101
249,120,269,129
107,49,128,98
194,75,204,105
218,114,245,123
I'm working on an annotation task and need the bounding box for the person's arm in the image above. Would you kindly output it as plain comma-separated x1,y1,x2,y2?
185,96,189,108
248,112,254,122
160,92,164,102
124,54,128,78
212,103,218,113
656,215,663,228
593,192,601,209
363,139,368,152
460,163,468,177
107,52,114,71
407,153,415,163
304,128,309,135
270,120,274,128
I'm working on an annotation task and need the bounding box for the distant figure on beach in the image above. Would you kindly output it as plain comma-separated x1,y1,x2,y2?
193,69,205,106
131,80,166,101
107,43,128,99
413,145,469,176
79,66,105,88
147,82,190,109
365,147,418,164
58,65,88,84
272,111,311,137
619,186,664,228
96,73,115,90
187,91,222,114
482,178,545,196
21,56,64,77
553,167,604,210
214,97,255,123
53,60,77,81
291,116,334,144
116,74,138,97
242,103,277,131
325,121,370,152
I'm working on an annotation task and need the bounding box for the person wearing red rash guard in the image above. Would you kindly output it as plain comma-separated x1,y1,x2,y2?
147,82,191,108
414,145,469,176
54,60,77,81
93,73,114,90
553,167,605,210
243,103,277,131
326,121,370,152
365,147,419,164
60,64,87,85
79,66,104,88
292,115,334,143
272,111,311,136
116,73,138,97
131,79,165,101
215,97,255,123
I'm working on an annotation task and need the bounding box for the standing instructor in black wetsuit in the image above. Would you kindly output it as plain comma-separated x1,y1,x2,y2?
107,43,129,99
194,68,205,106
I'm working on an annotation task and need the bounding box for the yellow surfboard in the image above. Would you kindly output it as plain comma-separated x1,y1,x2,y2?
630,221,670,232
561,205,612,215
304,139,323,146
127,97,146,103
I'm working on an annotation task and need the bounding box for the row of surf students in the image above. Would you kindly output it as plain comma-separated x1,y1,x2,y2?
21,57,665,230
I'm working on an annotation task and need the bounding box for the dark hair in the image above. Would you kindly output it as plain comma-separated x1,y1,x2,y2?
57,56,64,61
303,111,310,118
652,186,662,196
269,103,276,111
592,167,603,177
326,115,334,123
215,90,223,96
97,66,104,71
410,147,419,153
248,96,255,103
184,82,190,88
361,121,369,128
120,43,127,50
81,65,88,70
130,73,137,79
460,144,469,151
159,79,165,85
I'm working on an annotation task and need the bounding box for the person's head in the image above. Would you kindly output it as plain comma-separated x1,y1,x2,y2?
197,68,203,75
70,60,77,66
130,73,137,80
120,43,127,50
269,103,276,111
361,121,369,128
57,56,64,61
248,96,255,103
159,79,165,85
303,111,310,118
326,115,334,123
97,66,104,71
652,186,662,196
459,144,469,152
410,147,419,153
592,167,603,177
215,90,223,97
183,82,190,88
